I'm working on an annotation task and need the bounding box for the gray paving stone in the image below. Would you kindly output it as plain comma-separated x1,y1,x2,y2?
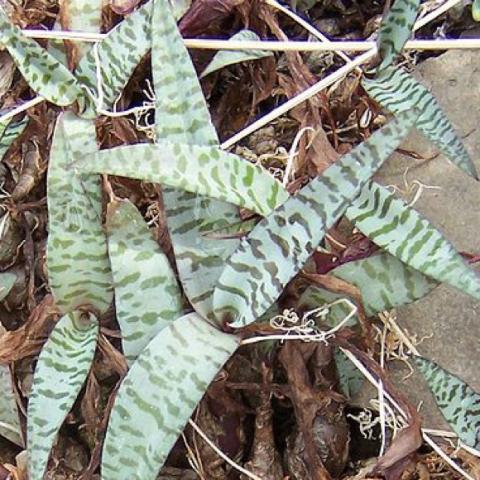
355,50,480,431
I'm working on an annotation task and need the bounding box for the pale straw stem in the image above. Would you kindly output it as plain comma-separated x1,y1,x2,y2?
0,97,44,124
340,347,476,480
18,30,480,51
221,0,464,149
264,0,354,64
4,0,467,125
378,325,388,456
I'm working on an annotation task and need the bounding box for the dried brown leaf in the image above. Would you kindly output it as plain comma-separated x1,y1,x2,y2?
242,364,283,480
179,0,244,37
0,294,54,363
279,341,349,480
97,334,128,378
80,371,101,445
11,141,43,202
332,337,423,479
302,272,371,346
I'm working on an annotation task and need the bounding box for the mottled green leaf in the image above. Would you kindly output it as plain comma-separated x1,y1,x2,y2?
47,21,69,67
299,253,437,318
63,0,103,61
298,286,358,326
335,350,364,398
149,0,244,320
331,252,438,316
75,1,152,113
214,111,418,328
200,30,273,78
0,271,16,302
47,112,113,314
0,116,28,161
102,312,239,480
377,0,420,72
202,217,259,239
363,67,477,179
169,0,191,18
28,311,98,480
345,182,480,301
75,0,188,117
0,8,85,106
0,362,23,446
106,199,183,364
163,190,240,321
74,142,287,216
48,0,103,67
152,0,217,145
414,355,480,449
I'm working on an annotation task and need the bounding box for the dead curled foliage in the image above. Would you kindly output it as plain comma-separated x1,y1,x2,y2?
0,295,55,364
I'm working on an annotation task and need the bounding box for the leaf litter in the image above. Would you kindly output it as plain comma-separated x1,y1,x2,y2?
0,0,479,479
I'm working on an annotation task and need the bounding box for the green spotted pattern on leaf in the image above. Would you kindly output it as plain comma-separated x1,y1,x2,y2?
49,0,102,66
331,252,438,316
214,111,418,328
163,189,240,321
0,8,84,106
152,0,218,145
64,0,102,61
75,0,187,117
148,0,244,320
75,2,152,114
106,199,183,364
363,67,477,179
28,311,98,480
414,356,480,449
0,116,28,160
0,277,22,446
75,142,287,217
200,30,273,78
346,182,480,301
102,313,239,480
0,271,16,302
377,0,420,72
0,359,23,446
299,253,437,320
47,112,113,314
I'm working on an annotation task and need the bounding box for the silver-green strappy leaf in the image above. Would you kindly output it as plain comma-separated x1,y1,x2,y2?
214,111,418,328
414,355,480,449
27,312,98,480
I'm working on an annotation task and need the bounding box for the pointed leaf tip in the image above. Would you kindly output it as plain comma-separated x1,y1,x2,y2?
377,0,421,72
200,30,273,78
0,8,84,106
346,182,480,302
414,355,480,449
214,110,419,328
363,67,478,180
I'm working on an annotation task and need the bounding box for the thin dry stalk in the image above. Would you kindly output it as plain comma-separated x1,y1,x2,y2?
188,419,261,480
221,0,464,148
340,348,476,480
18,32,480,52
